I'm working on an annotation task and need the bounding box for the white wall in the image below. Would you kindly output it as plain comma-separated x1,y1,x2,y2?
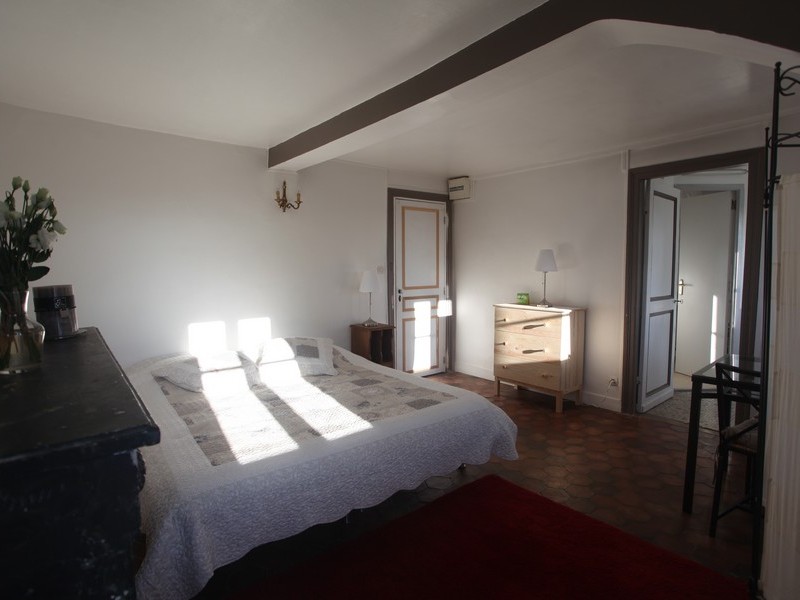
630,113,800,173
451,112,800,411
387,169,447,194
452,155,627,409
5,100,800,409
0,103,390,366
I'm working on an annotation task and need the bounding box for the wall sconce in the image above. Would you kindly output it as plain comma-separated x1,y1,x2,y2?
535,249,558,307
275,180,302,212
359,270,379,326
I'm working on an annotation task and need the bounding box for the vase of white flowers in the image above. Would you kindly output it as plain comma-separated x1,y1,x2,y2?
0,288,45,373
0,176,67,373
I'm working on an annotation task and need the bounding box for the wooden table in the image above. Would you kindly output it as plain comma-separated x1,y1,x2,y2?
682,354,760,513
0,327,160,598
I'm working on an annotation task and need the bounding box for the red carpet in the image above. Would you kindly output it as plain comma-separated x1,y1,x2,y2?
235,475,748,599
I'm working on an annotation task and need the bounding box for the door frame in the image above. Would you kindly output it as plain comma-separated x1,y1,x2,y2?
621,147,765,414
386,188,454,371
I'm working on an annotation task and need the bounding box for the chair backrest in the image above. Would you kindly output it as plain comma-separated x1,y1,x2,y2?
715,362,761,433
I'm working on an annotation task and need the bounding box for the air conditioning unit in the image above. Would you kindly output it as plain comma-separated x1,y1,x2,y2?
447,176,471,200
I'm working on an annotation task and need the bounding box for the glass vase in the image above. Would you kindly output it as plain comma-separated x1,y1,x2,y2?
0,288,46,374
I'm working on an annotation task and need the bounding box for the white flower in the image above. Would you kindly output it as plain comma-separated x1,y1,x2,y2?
29,228,59,251
5,210,22,226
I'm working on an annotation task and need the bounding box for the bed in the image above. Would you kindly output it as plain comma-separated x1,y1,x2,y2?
127,337,518,600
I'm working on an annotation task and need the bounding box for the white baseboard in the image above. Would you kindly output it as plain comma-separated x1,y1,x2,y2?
455,363,494,381
581,391,621,412
452,363,621,413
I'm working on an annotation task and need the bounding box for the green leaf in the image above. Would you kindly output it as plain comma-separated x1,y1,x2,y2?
27,266,50,281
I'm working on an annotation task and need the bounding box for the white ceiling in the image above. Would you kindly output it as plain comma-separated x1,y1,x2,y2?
2,1,799,179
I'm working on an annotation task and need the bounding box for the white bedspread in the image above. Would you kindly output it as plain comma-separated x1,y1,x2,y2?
129,347,517,600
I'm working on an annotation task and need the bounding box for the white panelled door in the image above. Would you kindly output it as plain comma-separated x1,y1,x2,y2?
393,197,447,375
639,177,680,412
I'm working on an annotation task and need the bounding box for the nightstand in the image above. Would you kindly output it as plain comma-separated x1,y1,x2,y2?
350,323,395,368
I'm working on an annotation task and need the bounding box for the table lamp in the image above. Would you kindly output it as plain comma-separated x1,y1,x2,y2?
359,270,380,326
535,249,558,307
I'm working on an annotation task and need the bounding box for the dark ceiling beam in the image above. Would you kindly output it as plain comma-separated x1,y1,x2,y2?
268,0,800,168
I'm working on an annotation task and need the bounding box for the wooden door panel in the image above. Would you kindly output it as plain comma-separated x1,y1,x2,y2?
394,198,446,374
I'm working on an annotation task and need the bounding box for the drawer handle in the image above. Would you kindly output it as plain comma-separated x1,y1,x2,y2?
522,324,544,330
522,349,544,354
496,318,508,324
495,342,506,346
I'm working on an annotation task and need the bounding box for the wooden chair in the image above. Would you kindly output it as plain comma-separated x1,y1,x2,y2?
709,362,762,537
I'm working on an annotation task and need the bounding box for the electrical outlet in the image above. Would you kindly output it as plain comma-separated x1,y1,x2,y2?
608,378,618,387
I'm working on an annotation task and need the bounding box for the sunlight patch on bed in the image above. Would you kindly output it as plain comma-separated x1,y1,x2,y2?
201,369,299,464
261,376,373,441
237,317,272,362
257,338,304,379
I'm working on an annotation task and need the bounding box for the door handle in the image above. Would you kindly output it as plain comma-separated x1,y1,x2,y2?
673,299,684,304
397,289,402,302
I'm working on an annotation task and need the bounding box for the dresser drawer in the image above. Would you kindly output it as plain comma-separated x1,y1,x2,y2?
493,356,561,390
494,306,563,338
494,330,561,362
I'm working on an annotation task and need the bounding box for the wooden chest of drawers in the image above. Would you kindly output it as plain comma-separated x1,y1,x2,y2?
493,304,586,413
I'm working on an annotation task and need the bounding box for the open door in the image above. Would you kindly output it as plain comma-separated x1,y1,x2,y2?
622,148,764,416
639,177,680,412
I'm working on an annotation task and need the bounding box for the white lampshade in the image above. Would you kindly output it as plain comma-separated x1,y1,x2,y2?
535,249,558,273
359,270,379,293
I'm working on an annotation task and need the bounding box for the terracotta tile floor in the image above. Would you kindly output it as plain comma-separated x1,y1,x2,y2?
197,372,754,599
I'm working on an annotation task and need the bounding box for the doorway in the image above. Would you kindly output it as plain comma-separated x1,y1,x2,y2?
673,183,743,383
386,188,453,375
638,172,744,416
622,148,765,415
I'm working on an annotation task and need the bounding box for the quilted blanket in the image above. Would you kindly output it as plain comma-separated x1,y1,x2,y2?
156,350,458,466
129,347,517,600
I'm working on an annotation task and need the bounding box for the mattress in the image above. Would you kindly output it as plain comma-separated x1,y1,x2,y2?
128,346,518,600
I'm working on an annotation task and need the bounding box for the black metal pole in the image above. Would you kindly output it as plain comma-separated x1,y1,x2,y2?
751,61,782,598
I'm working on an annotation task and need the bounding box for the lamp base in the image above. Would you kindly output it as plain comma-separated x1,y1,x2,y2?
362,318,379,327
536,300,553,308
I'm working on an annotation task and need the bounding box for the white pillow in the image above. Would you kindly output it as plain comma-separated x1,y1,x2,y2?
152,351,257,392
258,337,337,377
